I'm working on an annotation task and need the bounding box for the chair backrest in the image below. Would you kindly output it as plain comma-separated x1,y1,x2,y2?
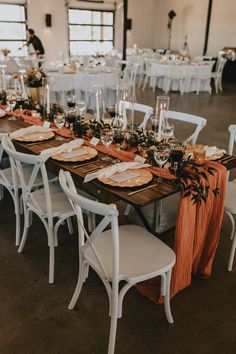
0,133,12,189
118,100,153,129
59,169,119,281
166,110,207,144
215,57,227,77
228,125,236,155
1,136,53,220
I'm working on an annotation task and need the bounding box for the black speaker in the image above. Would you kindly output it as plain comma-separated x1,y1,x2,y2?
127,18,132,30
45,14,52,27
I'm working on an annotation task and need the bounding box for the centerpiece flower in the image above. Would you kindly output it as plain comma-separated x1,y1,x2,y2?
1,48,11,57
24,68,46,88
24,68,47,104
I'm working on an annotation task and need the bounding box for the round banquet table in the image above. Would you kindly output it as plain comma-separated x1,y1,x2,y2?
48,69,119,109
151,61,213,93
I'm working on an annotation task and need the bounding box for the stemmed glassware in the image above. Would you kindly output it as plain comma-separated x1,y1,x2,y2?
7,93,16,121
67,94,76,108
54,113,66,140
100,127,114,161
154,144,170,181
111,116,124,163
77,100,86,118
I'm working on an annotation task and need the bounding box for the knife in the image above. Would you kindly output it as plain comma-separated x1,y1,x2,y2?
128,183,159,196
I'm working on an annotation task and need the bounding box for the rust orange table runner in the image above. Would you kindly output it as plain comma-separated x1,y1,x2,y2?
136,160,227,303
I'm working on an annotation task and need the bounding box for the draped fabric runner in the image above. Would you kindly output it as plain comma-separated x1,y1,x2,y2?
136,161,227,303
2,107,227,302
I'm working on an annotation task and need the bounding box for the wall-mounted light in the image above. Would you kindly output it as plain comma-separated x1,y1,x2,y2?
45,14,52,27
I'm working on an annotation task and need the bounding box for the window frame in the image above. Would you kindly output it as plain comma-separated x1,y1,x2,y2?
0,3,27,44
68,7,115,55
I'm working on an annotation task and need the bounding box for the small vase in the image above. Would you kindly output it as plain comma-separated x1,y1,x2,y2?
29,87,41,104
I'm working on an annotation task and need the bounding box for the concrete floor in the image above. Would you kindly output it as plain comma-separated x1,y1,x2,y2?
1,82,236,354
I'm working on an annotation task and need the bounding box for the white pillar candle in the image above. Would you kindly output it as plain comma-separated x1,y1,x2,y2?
2,69,6,91
157,109,165,142
46,84,50,115
95,91,100,121
20,75,26,97
14,78,17,91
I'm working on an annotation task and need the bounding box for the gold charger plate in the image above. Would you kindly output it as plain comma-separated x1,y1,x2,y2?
15,131,55,142
98,168,153,188
185,144,224,161
51,146,97,162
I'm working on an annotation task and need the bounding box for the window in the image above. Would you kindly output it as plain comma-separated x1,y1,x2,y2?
0,3,27,57
68,9,114,55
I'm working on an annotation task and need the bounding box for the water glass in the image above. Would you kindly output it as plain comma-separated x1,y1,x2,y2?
54,113,66,140
154,145,170,181
100,127,114,161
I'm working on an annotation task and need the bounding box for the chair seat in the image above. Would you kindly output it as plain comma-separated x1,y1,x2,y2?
28,183,74,217
225,181,236,214
85,224,175,281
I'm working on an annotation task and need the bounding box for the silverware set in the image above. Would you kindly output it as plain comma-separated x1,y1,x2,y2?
219,155,235,164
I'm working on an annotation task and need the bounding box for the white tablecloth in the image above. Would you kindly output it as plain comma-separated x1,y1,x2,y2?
48,70,119,108
151,62,213,93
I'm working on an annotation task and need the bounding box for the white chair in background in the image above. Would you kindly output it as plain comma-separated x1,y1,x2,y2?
224,125,236,271
118,100,153,130
211,57,227,94
164,65,185,95
189,60,215,95
59,169,176,354
2,136,75,284
141,58,155,91
140,109,206,143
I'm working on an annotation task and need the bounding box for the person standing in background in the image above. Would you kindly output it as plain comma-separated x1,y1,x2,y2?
19,28,45,67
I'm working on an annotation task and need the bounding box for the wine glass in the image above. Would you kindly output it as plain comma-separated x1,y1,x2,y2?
162,123,175,142
54,113,66,140
7,93,16,121
77,100,86,118
106,104,116,118
66,108,76,131
67,94,76,108
100,127,114,161
154,145,170,181
111,117,124,163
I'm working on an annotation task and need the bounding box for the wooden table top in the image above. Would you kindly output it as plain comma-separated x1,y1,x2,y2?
1,116,236,208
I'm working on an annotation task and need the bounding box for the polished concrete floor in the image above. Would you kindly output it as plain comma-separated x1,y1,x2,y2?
1,82,236,354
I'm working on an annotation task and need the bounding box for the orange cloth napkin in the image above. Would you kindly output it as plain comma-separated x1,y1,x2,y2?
136,161,227,303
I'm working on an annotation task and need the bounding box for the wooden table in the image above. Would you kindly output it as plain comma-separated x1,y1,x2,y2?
1,116,236,235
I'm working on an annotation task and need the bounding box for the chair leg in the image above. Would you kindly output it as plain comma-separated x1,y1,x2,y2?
225,210,235,240
228,230,236,271
124,204,132,216
142,76,148,90
0,185,3,200
108,286,119,354
49,244,55,284
14,199,21,247
18,208,30,253
68,261,86,310
138,74,144,88
164,269,174,324
67,217,74,235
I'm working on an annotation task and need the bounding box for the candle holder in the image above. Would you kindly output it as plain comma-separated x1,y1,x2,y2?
155,96,170,142
116,82,134,131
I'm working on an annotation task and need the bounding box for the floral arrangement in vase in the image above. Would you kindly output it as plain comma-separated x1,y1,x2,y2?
24,68,47,88
1,48,11,57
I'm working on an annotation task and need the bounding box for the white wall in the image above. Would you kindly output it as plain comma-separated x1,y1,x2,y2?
152,0,208,56
27,0,68,63
208,0,236,56
2,0,236,61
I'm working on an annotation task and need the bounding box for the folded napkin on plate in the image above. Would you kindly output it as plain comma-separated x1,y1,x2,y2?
0,108,6,118
84,161,150,183
40,139,84,161
204,146,225,158
10,125,54,140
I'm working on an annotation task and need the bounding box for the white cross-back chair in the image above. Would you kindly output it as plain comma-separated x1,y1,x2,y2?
59,169,176,354
0,133,57,246
211,57,227,94
189,60,215,95
2,136,75,283
118,100,153,130
140,110,206,143
224,125,236,271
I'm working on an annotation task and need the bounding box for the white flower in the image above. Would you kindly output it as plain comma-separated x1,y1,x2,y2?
35,71,42,80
